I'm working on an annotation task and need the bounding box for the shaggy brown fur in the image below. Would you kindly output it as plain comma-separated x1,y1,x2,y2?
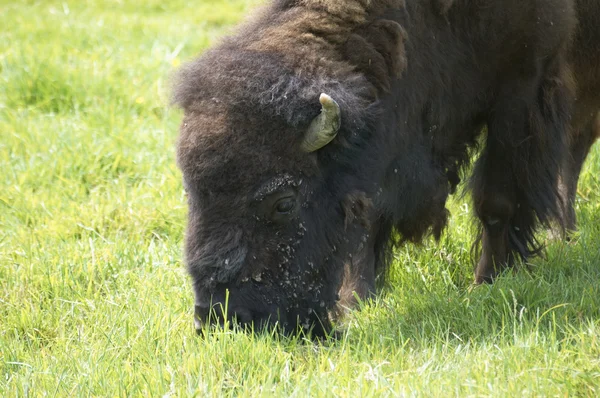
174,0,598,336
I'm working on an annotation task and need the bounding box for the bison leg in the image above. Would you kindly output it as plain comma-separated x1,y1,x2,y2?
337,230,378,311
472,146,519,284
561,110,600,232
473,58,573,284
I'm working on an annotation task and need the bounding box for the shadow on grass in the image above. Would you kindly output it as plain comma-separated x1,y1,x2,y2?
340,229,600,349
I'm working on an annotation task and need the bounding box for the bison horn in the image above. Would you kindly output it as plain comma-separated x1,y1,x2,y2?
301,93,341,152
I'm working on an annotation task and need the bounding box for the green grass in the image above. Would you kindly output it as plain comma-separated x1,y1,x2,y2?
2,1,600,396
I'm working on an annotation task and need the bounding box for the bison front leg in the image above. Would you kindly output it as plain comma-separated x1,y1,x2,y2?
473,163,519,284
561,110,600,232
333,193,378,312
337,233,377,311
472,58,573,284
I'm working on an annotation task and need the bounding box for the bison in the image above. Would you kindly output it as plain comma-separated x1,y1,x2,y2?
173,0,599,336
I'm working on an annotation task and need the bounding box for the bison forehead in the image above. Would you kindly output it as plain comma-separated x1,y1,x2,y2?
177,112,316,195
173,49,324,126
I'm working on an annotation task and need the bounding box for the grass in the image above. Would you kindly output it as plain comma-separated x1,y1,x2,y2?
1,0,599,396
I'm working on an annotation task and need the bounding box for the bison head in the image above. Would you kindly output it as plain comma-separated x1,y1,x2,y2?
174,46,383,336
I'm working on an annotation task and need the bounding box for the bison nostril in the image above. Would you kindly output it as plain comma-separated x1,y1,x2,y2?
195,304,210,321
194,304,209,332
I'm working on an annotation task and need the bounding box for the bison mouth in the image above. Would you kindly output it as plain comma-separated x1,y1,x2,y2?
193,286,335,339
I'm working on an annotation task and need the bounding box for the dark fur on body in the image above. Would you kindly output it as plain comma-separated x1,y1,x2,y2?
560,0,600,233
174,0,596,335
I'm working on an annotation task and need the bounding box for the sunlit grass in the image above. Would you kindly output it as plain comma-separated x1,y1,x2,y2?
1,1,599,395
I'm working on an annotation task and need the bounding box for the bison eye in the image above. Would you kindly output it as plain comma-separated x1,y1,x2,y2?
275,197,296,214
255,187,299,223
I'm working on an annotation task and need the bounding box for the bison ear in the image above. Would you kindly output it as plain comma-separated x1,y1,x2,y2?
300,93,341,152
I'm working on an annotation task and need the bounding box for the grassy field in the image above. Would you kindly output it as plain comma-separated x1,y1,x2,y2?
2,0,600,396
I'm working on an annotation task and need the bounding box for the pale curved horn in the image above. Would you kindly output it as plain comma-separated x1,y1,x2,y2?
300,93,341,152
